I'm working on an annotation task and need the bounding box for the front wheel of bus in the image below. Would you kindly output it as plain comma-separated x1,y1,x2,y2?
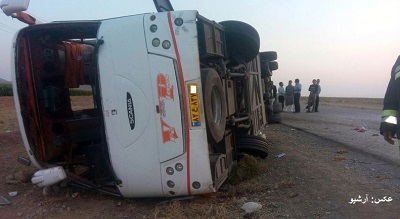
201,68,226,143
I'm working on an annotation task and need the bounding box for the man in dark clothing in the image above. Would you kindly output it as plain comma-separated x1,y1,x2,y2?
278,82,285,110
272,82,277,101
380,56,400,152
293,79,302,113
306,79,318,112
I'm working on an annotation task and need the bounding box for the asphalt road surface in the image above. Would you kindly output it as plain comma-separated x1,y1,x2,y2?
281,105,400,164
266,104,400,217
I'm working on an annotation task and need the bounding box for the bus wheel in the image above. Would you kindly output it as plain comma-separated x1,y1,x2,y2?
236,135,269,159
260,51,277,62
219,20,260,64
201,68,226,143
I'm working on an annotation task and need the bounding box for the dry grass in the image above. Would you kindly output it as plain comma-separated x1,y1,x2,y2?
226,154,265,185
150,201,230,219
0,96,19,133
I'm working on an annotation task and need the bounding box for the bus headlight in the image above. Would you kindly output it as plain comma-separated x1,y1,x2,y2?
167,180,175,188
162,40,171,49
175,163,183,171
150,24,158,33
166,167,174,175
152,38,160,47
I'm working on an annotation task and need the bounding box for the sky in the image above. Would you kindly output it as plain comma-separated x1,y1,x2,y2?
1,0,400,98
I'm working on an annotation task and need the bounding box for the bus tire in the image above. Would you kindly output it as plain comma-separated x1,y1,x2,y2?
219,20,260,63
260,51,277,62
236,135,269,158
201,68,227,143
269,61,279,71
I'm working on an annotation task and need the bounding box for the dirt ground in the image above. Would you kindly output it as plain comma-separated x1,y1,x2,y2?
0,96,395,218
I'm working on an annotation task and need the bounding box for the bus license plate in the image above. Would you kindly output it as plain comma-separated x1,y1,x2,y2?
188,85,201,127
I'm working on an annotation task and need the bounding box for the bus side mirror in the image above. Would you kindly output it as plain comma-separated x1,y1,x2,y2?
0,0,30,16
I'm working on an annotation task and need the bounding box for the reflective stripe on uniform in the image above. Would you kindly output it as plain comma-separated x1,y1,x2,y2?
381,115,397,124
395,71,400,80
395,65,400,80
382,109,397,117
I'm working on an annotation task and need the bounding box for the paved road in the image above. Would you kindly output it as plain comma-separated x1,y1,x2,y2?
262,106,400,217
281,105,400,164
280,105,400,200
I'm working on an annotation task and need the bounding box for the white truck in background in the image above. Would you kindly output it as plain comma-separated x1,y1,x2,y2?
1,0,279,197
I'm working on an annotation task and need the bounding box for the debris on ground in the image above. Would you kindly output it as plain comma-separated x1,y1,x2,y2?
275,181,295,190
275,153,286,158
157,196,194,205
334,157,346,161
337,150,348,154
0,195,11,205
8,191,18,197
241,202,262,214
43,186,51,196
375,175,385,181
353,127,367,133
5,179,19,185
71,192,80,198
14,171,32,183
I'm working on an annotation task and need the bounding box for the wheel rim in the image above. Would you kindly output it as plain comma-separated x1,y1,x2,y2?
211,86,222,125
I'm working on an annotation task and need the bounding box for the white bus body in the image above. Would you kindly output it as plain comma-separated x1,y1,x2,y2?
6,1,278,198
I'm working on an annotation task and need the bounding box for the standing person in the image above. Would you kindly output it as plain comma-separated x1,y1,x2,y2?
293,79,302,113
277,82,285,111
266,80,276,114
285,80,294,112
306,79,318,112
315,79,321,112
380,56,400,148
271,81,277,101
